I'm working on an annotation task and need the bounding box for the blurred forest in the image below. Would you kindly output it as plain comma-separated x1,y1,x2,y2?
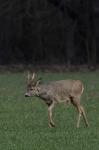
0,0,99,70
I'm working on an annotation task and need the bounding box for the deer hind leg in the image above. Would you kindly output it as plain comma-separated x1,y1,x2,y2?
76,105,84,128
80,106,89,127
71,96,89,128
48,101,55,127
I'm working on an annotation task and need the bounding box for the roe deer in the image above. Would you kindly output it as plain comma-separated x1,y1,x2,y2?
25,73,89,128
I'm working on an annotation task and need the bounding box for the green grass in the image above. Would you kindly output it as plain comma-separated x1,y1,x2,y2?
0,71,99,150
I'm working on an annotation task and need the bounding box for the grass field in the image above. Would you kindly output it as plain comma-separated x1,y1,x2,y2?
0,71,99,150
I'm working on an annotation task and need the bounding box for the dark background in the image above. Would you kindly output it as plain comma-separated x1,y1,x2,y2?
0,0,99,70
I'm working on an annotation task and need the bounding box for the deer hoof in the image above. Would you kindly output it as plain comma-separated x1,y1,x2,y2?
49,122,55,128
86,123,89,128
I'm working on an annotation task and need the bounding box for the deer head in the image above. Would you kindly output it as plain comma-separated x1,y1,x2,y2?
25,72,41,97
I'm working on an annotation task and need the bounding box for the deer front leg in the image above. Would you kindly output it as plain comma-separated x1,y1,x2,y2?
48,101,55,127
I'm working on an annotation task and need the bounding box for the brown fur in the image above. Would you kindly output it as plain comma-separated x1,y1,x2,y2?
25,73,89,128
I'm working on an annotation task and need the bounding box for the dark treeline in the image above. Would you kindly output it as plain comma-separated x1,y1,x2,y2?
0,0,99,69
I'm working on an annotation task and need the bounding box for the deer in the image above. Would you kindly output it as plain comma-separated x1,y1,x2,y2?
25,73,89,128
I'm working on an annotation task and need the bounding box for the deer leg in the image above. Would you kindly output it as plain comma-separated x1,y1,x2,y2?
70,96,84,128
76,105,89,128
48,101,55,127
80,106,89,127
76,106,82,128
71,95,89,128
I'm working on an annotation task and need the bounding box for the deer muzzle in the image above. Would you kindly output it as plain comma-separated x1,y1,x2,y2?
25,93,30,97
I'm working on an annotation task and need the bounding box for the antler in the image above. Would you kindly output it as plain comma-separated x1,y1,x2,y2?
31,72,35,80
36,80,41,87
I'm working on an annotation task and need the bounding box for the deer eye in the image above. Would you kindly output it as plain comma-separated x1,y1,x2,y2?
30,88,34,90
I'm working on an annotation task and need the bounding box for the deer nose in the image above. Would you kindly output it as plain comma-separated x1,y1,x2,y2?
25,93,29,97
